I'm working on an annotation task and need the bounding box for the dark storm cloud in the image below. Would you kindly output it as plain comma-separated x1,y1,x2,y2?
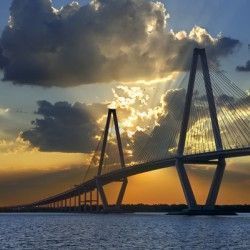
21,89,187,156
212,37,240,57
21,89,248,155
0,46,8,69
21,100,103,152
237,95,250,105
236,60,250,72
192,92,249,110
132,88,187,161
0,0,240,86
130,86,249,162
217,94,235,105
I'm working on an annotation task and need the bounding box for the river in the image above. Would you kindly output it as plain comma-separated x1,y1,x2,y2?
0,212,249,249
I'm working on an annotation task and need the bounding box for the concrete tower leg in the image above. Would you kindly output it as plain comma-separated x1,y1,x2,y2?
96,109,128,212
176,48,225,210
175,49,199,209
116,179,128,209
206,159,226,208
199,49,225,209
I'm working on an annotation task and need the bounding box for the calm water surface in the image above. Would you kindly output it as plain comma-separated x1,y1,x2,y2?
0,212,249,249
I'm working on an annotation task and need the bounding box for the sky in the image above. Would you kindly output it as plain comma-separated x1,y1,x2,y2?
0,0,249,206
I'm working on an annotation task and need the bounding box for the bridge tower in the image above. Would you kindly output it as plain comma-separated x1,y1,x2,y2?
96,108,128,211
176,48,225,210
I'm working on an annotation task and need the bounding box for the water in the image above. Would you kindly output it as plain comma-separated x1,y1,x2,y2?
0,213,249,249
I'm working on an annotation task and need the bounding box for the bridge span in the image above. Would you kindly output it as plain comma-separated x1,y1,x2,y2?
3,48,249,213
20,147,249,209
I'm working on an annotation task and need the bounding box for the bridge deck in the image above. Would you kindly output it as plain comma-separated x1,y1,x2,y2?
12,147,248,208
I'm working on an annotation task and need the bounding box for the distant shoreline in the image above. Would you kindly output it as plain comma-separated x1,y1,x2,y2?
1,204,250,213
121,204,250,213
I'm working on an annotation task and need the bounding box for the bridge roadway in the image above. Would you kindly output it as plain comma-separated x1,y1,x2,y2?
18,147,250,208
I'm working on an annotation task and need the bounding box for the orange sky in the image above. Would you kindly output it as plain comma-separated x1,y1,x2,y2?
0,0,249,209
0,143,249,207
0,84,249,207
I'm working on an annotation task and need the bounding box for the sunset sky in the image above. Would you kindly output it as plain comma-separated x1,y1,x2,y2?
0,0,249,206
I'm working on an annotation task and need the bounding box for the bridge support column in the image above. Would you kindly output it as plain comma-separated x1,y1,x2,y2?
84,192,87,212
69,198,72,212
64,199,66,211
175,48,199,209
78,194,81,212
96,179,109,211
90,191,93,212
95,109,128,212
116,179,128,209
175,48,226,211
96,189,99,212
96,177,128,212
175,159,197,209
74,196,77,211
201,48,225,209
206,158,226,208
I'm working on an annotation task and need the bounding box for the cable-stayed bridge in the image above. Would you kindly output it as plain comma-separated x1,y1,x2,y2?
4,48,250,213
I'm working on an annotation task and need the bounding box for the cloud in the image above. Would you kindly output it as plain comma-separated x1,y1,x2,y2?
19,83,179,157
130,86,250,161
0,46,8,69
216,93,250,110
20,84,161,155
216,94,235,106
21,100,102,153
17,86,208,160
0,107,9,115
0,135,32,154
20,84,249,157
132,88,187,162
0,0,240,86
235,95,250,108
236,60,250,72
